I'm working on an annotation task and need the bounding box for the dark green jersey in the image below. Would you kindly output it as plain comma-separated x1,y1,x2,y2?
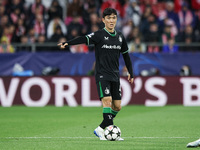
86,28,129,82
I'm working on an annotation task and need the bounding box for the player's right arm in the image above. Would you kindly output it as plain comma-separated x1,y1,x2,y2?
57,31,100,49
57,36,87,49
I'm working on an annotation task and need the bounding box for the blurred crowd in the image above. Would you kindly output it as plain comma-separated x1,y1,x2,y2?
0,0,200,53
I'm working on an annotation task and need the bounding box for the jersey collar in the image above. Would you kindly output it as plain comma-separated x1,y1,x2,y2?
103,27,117,37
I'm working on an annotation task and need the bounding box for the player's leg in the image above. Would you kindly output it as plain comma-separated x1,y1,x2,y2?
94,80,112,140
187,138,200,147
111,100,121,118
99,96,113,128
110,81,122,119
111,100,124,141
110,81,124,141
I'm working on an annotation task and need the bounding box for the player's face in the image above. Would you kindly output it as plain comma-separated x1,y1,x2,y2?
103,13,117,32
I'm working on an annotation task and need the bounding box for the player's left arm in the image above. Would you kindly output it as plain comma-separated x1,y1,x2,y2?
120,33,134,84
122,52,134,84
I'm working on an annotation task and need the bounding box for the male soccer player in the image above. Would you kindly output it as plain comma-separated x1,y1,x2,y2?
187,138,200,147
58,8,134,141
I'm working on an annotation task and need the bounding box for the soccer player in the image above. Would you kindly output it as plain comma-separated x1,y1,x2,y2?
187,138,200,147
58,8,134,141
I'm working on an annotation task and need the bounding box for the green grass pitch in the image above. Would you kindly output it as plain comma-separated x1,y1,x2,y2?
0,105,200,150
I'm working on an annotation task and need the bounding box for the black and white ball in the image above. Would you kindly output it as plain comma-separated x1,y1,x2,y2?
104,125,121,141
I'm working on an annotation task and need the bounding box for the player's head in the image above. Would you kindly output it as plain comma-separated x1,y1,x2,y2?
102,8,117,31
102,8,117,18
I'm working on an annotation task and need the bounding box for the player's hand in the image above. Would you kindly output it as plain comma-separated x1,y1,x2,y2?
57,42,68,49
127,74,134,84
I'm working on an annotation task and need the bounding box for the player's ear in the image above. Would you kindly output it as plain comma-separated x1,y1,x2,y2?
102,17,105,24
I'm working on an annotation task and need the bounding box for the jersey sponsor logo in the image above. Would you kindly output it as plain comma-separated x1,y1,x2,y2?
101,44,121,49
105,87,110,94
119,36,122,42
104,36,109,40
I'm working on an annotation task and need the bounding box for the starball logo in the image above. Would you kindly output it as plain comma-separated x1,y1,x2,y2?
101,44,121,49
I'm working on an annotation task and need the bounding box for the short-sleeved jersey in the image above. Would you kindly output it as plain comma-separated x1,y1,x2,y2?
86,28,129,82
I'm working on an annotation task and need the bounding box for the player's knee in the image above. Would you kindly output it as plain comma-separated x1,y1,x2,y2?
115,105,121,111
112,104,121,111
102,97,112,107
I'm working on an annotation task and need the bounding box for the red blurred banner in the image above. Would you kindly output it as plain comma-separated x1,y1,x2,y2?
0,76,200,107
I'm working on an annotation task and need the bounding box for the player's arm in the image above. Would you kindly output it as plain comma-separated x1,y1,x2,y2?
57,36,87,49
122,52,134,84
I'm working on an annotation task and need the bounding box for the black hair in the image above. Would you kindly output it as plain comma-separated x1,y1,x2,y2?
102,8,117,18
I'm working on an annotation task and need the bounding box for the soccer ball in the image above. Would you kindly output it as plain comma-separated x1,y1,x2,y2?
104,125,121,141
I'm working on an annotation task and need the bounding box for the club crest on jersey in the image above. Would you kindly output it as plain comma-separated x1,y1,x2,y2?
104,36,109,40
105,87,110,94
119,36,122,42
